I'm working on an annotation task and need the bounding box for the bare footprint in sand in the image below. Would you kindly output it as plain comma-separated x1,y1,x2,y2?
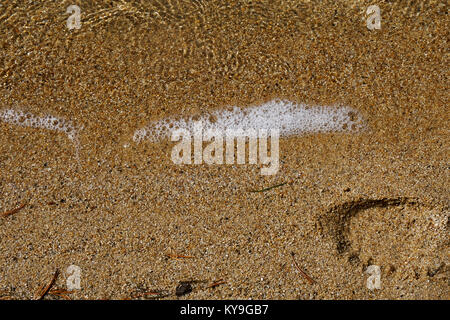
321,197,448,296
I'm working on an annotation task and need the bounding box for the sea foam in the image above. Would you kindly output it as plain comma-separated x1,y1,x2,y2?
133,99,365,142
0,108,80,141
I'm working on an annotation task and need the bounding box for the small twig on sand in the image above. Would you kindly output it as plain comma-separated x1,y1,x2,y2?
249,182,288,193
49,288,73,300
290,252,316,285
207,279,226,288
35,269,59,300
1,203,26,218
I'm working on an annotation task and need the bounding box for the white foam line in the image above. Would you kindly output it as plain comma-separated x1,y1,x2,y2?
133,99,365,142
0,108,80,141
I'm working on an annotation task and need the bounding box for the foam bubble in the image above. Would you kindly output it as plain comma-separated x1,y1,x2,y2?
133,99,365,142
0,108,79,141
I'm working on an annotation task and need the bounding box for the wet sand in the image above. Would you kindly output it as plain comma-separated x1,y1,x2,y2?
0,0,448,299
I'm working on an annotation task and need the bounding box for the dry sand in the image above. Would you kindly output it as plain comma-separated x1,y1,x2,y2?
0,0,448,299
